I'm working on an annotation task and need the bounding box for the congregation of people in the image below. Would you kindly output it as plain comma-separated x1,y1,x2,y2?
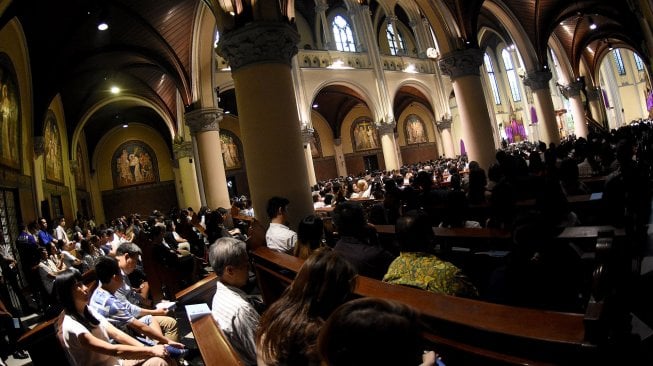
2,121,652,365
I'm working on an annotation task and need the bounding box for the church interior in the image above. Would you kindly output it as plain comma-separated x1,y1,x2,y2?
1,0,653,365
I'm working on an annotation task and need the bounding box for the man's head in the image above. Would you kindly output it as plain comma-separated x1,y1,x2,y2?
266,196,290,221
209,237,249,288
115,242,142,275
95,256,123,290
332,201,366,237
39,217,48,229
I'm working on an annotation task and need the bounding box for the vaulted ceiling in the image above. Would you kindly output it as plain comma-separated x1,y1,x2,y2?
0,0,648,158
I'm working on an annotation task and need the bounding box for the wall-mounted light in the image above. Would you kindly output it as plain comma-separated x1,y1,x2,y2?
608,43,614,51
97,22,109,31
110,86,120,94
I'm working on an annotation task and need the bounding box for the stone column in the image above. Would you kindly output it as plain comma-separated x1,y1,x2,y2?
173,140,201,211
347,8,365,52
185,108,231,210
387,15,403,56
315,1,332,50
217,22,313,228
565,81,589,138
523,70,561,144
68,160,79,215
378,123,400,171
439,49,497,170
333,138,347,177
409,19,426,58
436,119,455,157
587,86,606,128
302,127,318,187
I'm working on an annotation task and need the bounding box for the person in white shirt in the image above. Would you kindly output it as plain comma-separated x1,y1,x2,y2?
264,196,297,254
209,237,260,366
55,269,173,366
54,217,69,247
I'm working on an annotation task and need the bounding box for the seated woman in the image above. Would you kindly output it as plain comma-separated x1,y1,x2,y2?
293,215,324,260
384,211,478,298
318,297,439,366
256,248,356,366
54,269,176,366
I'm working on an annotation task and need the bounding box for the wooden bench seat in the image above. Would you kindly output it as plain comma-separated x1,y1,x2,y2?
189,314,242,366
251,246,599,365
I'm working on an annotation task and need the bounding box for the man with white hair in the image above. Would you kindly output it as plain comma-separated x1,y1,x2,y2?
209,237,259,366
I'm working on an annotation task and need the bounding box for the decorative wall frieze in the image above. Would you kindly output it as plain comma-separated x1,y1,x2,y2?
185,108,223,134
217,22,299,71
438,48,484,80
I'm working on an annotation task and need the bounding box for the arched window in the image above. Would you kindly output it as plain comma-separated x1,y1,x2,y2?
386,22,406,56
613,50,626,75
634,53,644,71
484,53,501,105
332,15,356,52
502,49,522,102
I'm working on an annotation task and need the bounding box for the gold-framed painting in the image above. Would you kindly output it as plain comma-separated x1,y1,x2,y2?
351,117,380,152
44,112,64,183
112,140,159,188
0,54,20,169
404,114,428,144
219,130,243,170
75,143,87,190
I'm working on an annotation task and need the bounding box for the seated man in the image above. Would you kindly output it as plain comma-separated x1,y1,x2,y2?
90,257,182,345
209,237,259,366
383,211,478,297
265,196,297,254
114,243,152,308
332,201,395,280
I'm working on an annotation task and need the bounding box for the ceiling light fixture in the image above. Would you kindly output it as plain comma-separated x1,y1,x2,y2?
110,86,120,94
312,104,319,108
588,16,597,30
98,22,109,31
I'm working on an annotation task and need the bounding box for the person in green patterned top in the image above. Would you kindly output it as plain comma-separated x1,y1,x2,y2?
383,211,478,298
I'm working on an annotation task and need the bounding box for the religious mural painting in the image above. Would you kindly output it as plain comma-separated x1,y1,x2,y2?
310,130,322,158
112,140,158,188
75,143,86,190
220,130,242,170
404,114,427,144
0,55,20,169
351,117,380,152
44,113,64,183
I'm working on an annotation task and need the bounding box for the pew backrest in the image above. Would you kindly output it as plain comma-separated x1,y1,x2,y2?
251,246,598,365
190,314,242,366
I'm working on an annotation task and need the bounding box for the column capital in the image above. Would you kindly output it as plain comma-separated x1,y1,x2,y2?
69,160,79,174
388,14,398,22
564,81,583,97
185,108,223,134
436,118,453,131
34,136,45,157
217,22,299,71
315,1,328,13
334,138,342,146
301,127,315,145
523,70,552,91
377,122,396,135
173,141,194,160
438,48,484,80
587,86,601,101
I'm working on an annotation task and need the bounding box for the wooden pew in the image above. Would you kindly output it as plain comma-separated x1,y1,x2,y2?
251,246,600,365
174,274,242,366
189,314,242,366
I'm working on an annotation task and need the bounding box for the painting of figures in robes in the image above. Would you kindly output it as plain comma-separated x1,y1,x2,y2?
0,57,20,169
75,143,87,190
44,114,64,182
220,131,243,170
352,118,380,152
112,141,158,188
404,115,428,144
310,130,321,158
